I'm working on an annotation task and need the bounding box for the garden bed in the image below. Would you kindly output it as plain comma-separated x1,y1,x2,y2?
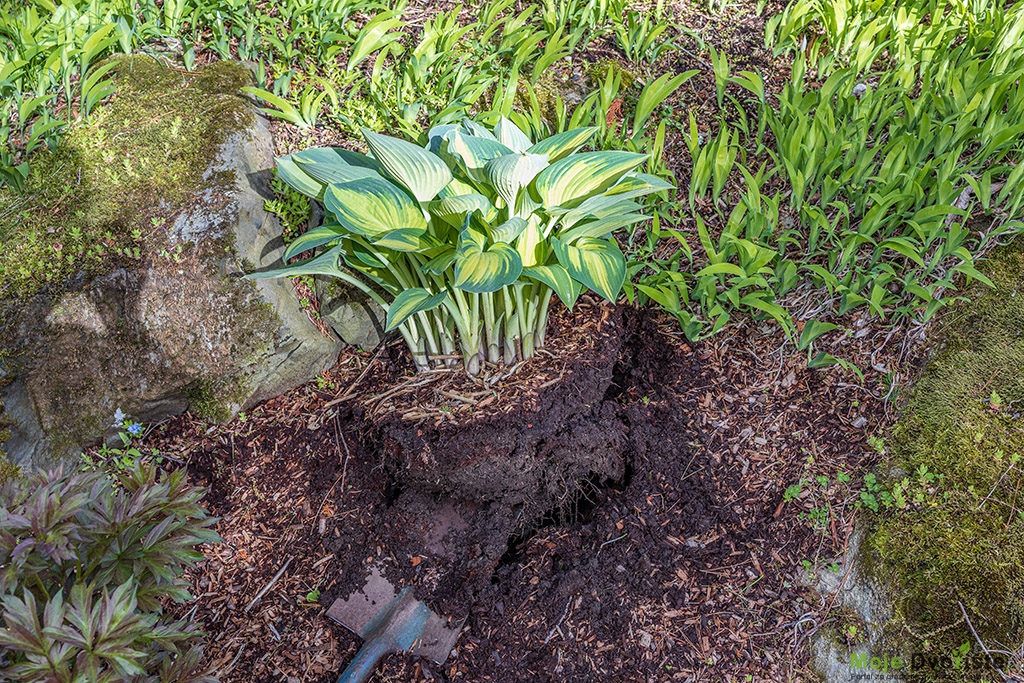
157,303,900,681
5,0,1024,679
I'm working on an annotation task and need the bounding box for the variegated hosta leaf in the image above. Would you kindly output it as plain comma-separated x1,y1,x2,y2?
386,288,448,332
441,129,513,184
551,236,626,302
514,189,542,219
516,215,546,267
362,128,453,202
561,195,645,229
371,228,442,252
526,127,598,162
493,116,533,153
324,176,426,237
534,151,647,209
435,176,478,198
524,263,581,309
276,155,325,199
422,248,456,275
291,147,381,185
244,244,344,280
427,123,460,153
559,213,649,243
490,217,528,244
454,222,523,293
485,153,548,210
428,193,497,226
341,250,401,294
605,172,676,199
349,239,388,269
461,119,498,141
283,224,346,262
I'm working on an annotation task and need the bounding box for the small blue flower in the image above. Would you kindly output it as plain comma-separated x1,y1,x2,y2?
125,422,144,437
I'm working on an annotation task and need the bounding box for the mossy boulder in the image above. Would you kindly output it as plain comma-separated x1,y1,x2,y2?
813,244,1024,681
0,55,341,469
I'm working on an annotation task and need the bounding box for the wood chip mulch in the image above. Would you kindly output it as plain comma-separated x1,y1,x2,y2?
149,298,921,682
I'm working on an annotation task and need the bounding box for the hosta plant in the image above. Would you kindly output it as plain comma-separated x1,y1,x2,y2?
0,462,218,682
250,117,672,374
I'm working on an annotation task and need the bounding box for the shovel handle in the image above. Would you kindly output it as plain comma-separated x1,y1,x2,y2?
337,637,391,683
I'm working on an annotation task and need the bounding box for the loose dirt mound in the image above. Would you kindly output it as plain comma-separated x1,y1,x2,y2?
375,306,627,525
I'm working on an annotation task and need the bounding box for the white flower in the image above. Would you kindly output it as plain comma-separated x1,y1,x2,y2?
113,408,126,427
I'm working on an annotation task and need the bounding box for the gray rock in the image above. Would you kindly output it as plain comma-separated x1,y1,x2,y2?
810,528,902,681
306,199,384,350
0,60,340,470
316,277,385,351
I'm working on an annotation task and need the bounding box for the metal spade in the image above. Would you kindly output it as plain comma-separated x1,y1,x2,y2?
326,567,464,683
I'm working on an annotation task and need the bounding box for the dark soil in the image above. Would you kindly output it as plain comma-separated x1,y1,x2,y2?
161,298,897,681
377,306,625,527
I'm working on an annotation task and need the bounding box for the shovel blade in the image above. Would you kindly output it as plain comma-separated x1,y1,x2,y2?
413,611,465,664
326,566,396,637
326,566,464,665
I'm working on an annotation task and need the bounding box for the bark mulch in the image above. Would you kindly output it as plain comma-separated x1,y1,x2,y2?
152,300,917,682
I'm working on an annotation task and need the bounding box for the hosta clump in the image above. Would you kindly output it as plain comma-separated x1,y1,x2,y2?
251,118,671,374
0,463,219,682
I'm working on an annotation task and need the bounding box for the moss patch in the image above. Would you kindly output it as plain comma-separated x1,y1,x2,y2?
0,55,253,301
0,451,20,484
185,375,252,424
864,244,1024,678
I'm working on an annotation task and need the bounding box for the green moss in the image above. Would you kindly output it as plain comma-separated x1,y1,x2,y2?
185,375,251,424
863,245,1024,678
0,451,21,484
0,55,253,302
584,58,638,90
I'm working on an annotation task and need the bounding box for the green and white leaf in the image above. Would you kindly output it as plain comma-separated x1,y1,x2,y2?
245,244,344,280
442,130,513,182
371,228,442,251
454,223,523,293
283,224,346,262
551,236,626,302
276,155,325,199
527,127,597,162
561,194,645,228
485,153,549,210
386,288,448,332
362,129,453,202
428,193,497,226
605,172,676,199
493,116,533,153
422,248,456,275
524,263,581,308
324,177,427,237
291,147,381,185
462,119,498,141
516,215,546,267
534,151,647,209
489,217,528,244
559,213,649,243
